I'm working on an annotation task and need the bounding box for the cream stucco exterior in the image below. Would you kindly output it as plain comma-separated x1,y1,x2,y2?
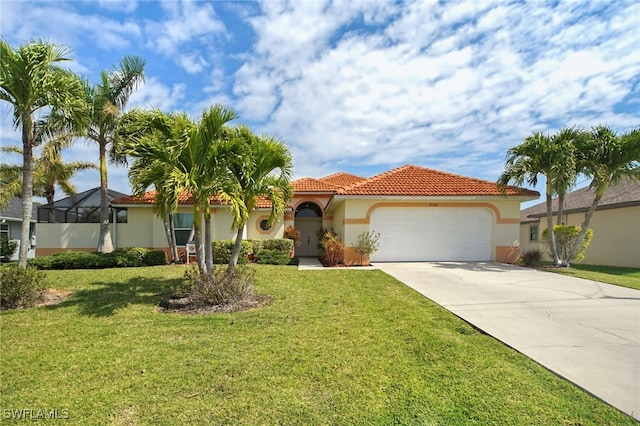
520,205,640,268
325,196,527,264
36,204,280,257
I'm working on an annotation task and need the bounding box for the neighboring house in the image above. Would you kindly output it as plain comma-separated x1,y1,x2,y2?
520,178,640,268
0,197,38,260
108,164,537,264
35,187,130,256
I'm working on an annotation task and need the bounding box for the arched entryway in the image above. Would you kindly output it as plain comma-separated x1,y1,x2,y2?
294,201,323,257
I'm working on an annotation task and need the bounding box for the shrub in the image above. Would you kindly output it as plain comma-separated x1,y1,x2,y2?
353,231,381,265
256,249,292,265
212,240,251,264
247,239,263,256
0,265,46,309
522,249,542,267
27,248,167,270
184,265,255,307
319,231,344,267
142,249,167,266
283,226,300,246
0,234,18,262
542,225,593,263
261,239,293,253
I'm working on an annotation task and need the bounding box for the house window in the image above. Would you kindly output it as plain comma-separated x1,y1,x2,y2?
174,213,194,246
259,219,271,231
529,225,539,242
0,223,8,239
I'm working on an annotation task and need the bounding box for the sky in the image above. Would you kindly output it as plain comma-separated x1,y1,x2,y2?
1,0,639,208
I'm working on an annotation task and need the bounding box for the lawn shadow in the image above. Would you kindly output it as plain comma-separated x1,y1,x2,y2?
45,275,183,317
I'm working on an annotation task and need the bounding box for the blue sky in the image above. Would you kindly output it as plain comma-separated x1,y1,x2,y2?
1,0,639,208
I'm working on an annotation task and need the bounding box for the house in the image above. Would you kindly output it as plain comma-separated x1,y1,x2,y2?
0,197,38,260
108,164,537,264
35,187,130,256
520,178,640,268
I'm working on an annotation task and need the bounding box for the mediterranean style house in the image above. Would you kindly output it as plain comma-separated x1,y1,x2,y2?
36,164,538,264
520,178,640,268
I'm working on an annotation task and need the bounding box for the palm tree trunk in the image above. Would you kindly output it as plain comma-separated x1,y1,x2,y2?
545,184,560,266
18,114,34,268
228,223,245,272
168,212,179,263
97,140,113,253
161,212,176,263
45,184,56,223
557,193,564,225
204,206,213,274
564,188,605,265
193,204,205,274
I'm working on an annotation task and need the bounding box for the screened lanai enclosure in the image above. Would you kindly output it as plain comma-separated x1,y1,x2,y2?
37,187,129,224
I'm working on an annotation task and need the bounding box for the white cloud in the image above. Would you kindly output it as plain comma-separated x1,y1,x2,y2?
98,0,138,14
0,2,141,51
127,77,187,112
231,0,640,180
141,1,228,74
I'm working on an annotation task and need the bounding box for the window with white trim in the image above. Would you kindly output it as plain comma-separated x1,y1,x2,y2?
529,225,539,242
174,213,194,246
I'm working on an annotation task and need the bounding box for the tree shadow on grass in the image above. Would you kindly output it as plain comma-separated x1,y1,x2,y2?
45,276,184,317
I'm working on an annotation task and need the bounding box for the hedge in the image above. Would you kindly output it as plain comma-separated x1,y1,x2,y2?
28,248,167,270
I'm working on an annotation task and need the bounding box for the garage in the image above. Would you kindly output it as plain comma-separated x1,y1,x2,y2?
370,207,493,262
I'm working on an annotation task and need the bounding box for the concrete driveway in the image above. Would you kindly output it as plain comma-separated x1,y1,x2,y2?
376,262,640,420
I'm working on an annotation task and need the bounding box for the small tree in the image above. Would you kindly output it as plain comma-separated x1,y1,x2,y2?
542,225,593,264
353,231,380,266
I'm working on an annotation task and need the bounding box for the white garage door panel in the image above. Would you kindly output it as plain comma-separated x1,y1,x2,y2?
370,207,492,262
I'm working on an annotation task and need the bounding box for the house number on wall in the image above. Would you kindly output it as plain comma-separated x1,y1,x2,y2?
428,203,439,207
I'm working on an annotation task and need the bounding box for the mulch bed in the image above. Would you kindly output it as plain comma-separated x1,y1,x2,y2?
158,294,273,315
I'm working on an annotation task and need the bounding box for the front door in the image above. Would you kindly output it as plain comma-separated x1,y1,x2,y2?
296,218,321,257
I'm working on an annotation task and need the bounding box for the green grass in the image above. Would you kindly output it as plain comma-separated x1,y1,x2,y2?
540,263,640,290
1,265,635,425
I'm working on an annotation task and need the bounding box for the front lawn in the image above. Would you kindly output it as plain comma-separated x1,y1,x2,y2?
542,263,640,290
1,265,634,424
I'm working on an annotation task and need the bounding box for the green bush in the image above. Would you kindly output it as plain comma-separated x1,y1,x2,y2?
353,231,380,265
542,225,593,263
1,234,18,262
184,265,255,307
212,240,251,264
522,249,542,267
0,265,47,309
27,248,167,270
262,239,293,253
256,249,292,265
247,239,263,256
142,249,167,266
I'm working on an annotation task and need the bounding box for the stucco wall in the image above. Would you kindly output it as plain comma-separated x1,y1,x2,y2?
332,198,524,264
521,206,640,268
247,210,284,240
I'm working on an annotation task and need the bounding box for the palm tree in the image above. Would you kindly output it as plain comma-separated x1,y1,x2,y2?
0,134,96,222
82,56,145,253
551,127,584,225
564,125,640,264
121,105,238,272
498,130,576,266
223,125,293,271
0,40,87,267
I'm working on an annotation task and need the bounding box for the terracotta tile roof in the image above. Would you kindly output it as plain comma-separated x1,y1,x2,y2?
292,178,338,193
112,191,273,208
521,178,640,219
337,165,538,197
318,172,367,188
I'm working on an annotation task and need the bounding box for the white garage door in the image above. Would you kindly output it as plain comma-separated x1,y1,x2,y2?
370,207,493,262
